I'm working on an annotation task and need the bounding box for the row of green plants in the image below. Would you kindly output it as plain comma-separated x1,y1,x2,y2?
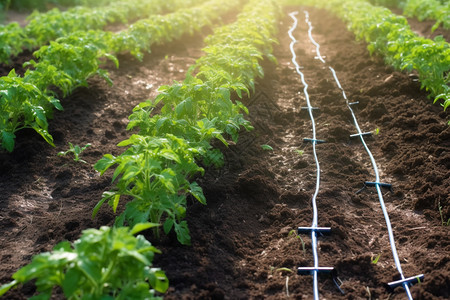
0,0,177,64
0,0,281,298
402,0,450,30
1,0,113,13
286,0,450,112
370,0,450,31
94,0,280,245
0,0,226,152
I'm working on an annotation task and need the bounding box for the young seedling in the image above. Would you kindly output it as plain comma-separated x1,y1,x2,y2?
438,201,450,226
58,142,91,163
295,149,304,156
371,253,381,264
366,286,372,300
373,128,380,135
275,268,293,297
289,229,306,255
276,267,294,273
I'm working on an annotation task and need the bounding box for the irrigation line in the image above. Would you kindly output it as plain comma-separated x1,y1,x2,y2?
288,11,331,300
302,10,423,300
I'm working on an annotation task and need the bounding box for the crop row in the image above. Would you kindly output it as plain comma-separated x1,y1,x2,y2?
0,0,233,152
0,0,281,298
402,0,450,30
1,0,114,13
0,0,189,64
371,0,450,31
94,0,280,245
286,0,450,112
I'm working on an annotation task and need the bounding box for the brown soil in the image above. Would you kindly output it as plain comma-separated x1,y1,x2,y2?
0,5,449,300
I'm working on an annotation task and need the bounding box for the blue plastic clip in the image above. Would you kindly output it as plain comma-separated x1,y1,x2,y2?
356,181,393,194
364,181,392,189
298,227,332,235
388,274,425,289
303,138,326,144
298,267,334,275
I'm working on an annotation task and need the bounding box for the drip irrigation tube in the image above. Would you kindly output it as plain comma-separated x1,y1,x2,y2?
302,10,423,300
288,11,333,300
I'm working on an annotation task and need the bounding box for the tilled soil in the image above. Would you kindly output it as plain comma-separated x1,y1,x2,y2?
0,5,449,300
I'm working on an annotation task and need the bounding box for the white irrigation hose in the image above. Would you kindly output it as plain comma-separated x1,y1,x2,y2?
302,10,414,300
288,11,322,300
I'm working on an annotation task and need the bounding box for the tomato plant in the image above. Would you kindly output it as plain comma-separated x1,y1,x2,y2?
0,224,168,299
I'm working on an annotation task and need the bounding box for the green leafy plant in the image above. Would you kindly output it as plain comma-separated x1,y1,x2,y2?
94,134,205,245
58,142,91,163
0,69,61,152
0,223,168,299
261,144,273,151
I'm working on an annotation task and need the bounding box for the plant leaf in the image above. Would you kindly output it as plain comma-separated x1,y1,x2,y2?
130,222,159,235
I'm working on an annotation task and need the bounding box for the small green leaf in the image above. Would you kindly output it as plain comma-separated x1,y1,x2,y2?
53,241,71,252
0,280,19,297
1,131,16,152
92,192,114,218
78,258,101,287
34,128,55,147
94,154,115,173
276,267,293,273
112,194,120,213
50,98,63,111
130,223,159,235
261,144,273,151
62,268,82,298
163,219,174,234
189,182,206,205
117,137,136,147
160,150,180,163
148,269,169,293
174,221,191,245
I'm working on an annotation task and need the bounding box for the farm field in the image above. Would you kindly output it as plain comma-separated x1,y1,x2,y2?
0,0,449,299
